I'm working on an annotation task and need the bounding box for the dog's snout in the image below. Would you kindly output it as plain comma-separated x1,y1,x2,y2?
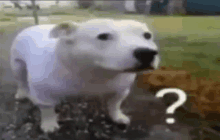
133,48,158,64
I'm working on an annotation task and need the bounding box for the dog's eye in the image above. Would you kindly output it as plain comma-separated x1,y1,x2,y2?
143,32,152,40
97,33,111,41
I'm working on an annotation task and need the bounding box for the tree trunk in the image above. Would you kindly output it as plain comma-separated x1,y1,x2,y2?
31,0,39,25
56,0,59,5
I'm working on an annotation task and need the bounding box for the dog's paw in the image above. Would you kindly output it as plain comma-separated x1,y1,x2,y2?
41,118,60,133
40,107,59,133
111,111,131,125
15,88,29,99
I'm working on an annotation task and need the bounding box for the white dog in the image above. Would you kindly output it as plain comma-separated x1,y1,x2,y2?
10,18,160,132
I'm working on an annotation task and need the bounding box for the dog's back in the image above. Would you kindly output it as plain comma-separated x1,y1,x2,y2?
11,24,57,63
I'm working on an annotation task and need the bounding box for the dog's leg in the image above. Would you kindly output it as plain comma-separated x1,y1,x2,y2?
11,59,29,100
39,106,59,133
15,81,29,99
107,88,130,125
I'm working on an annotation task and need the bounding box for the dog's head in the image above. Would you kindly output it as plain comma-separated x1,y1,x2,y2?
49,18,160,72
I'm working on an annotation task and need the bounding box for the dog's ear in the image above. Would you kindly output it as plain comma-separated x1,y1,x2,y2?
49,21,79,38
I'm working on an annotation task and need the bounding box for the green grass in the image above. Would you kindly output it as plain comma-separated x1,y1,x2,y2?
0,28,5,34
51,12,73,15
0,18,11,22
148,16,220,82
1,9,220,81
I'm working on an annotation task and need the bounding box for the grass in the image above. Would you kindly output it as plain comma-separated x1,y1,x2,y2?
0,18,11,22
3,13,16,17
0,28,5,34
51,12,73,15
159,36,220,81
150,16,220,82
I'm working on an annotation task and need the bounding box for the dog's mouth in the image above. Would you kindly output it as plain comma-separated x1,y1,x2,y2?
94,61,155,73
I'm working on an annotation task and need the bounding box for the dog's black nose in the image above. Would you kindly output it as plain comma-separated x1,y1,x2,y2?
133,48,158,65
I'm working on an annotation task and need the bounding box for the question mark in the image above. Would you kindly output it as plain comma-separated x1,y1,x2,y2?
155,88,187,124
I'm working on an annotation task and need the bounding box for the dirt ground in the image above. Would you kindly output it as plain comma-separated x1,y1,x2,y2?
0,80,198,140
0,26,210,140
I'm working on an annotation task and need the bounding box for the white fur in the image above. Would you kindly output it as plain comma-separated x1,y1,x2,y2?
10,18,160,132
